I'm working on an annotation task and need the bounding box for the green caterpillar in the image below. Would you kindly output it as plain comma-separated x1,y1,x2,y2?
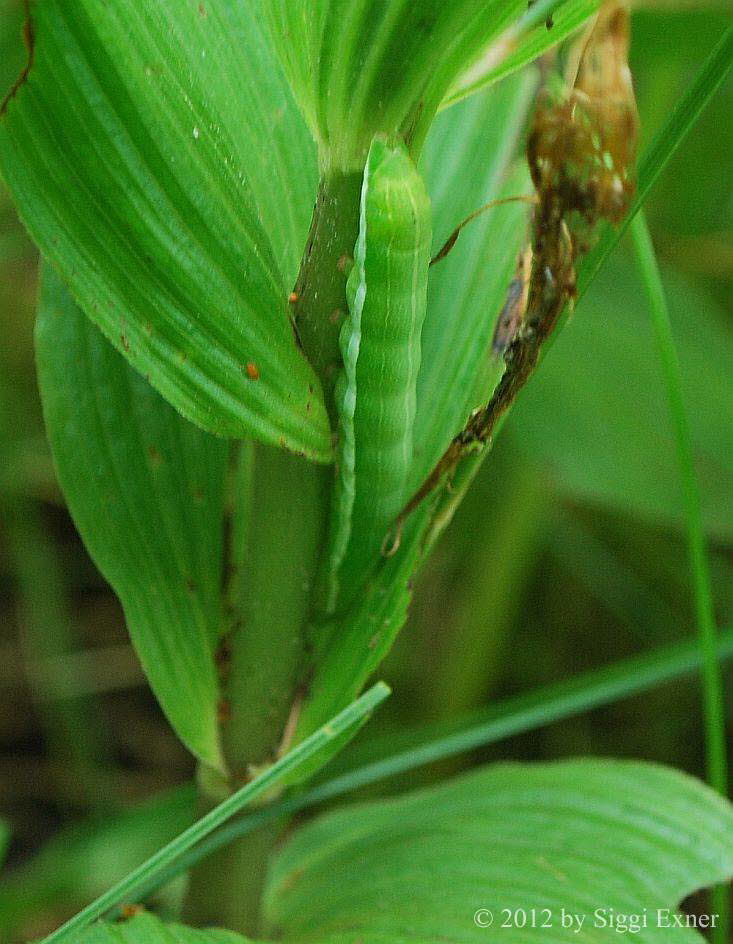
326,136,432,613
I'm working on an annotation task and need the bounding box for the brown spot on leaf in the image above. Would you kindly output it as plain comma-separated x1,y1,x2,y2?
245,361,260,380
119,904,145,921
215,637,232,678
279,867,305,895
217,699,232,723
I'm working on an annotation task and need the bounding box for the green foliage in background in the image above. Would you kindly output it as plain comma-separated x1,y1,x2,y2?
0,0,731,942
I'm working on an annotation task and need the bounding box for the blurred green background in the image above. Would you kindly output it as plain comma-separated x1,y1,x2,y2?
0,0,731,938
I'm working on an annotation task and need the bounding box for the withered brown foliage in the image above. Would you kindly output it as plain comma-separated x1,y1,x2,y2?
392,2,639,541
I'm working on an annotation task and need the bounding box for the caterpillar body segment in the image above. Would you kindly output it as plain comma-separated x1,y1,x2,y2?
327,136,432,613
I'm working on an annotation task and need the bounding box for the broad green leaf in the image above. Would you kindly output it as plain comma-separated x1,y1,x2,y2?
508,257,733,541
262,0,532,170
266,760,733,943
0,0,331,459
414,70,535,489
118,628,733,891
66,912,250,944
442,0,602,109
36,268,227,769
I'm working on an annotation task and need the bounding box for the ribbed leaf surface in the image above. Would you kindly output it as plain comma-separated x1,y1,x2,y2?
36,269,227,769
262,0,530,169
267,760,733,943
0,0,331,459
443,0,603,108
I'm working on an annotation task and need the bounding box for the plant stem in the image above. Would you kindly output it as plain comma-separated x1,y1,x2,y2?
292,168,364,415
186,445,328,935
183,443,330,934
185,164,362,933
631,211,728,943
183,822,280,935
222,445,328,770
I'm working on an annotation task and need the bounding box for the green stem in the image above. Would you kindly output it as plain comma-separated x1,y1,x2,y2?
292,168,364,415
630,211,728,942
221,445,328,771
185,165,362,934
182,823,279,935
184,443,329,934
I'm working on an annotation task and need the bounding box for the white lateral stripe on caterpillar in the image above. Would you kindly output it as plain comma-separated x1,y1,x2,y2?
326,135,432,613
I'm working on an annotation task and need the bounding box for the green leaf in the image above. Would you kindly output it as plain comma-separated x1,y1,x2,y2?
262,0,532,170
0,0,331,459
266,760,733,942
66,912,250,944
630,209,729,943
442,0,602,109
414,69,535,489
296,508,430,745
115,628,733,897
36,268,228,769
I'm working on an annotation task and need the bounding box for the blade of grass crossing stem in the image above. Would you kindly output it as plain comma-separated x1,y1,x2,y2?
580,26,733,295
132,628,733,902
39,682,390,944
631,211,728,944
